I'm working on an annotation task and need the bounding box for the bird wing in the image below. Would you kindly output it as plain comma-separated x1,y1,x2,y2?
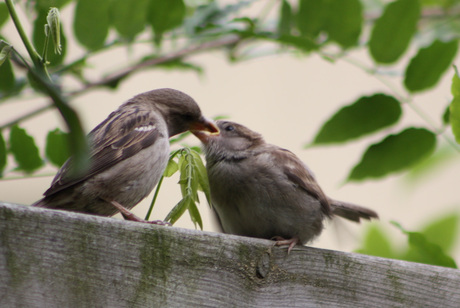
44,105,164,196
271,147,332,217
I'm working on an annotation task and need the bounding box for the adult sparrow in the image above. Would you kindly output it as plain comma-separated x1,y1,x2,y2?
33,88,218,223
193,120,378,252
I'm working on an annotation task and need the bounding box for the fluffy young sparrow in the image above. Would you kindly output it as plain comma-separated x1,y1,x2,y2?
194,120,378,252
33,88,218,223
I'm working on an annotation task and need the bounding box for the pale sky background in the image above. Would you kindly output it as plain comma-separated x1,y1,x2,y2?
1,2,459,260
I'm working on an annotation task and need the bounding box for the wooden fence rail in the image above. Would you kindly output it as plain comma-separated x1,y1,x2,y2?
0,202,459,307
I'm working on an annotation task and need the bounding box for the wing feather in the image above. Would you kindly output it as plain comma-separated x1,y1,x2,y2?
44,104,164,196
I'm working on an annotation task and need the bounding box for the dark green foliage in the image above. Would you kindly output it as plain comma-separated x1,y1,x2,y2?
369,0,420,63
312,94,402,145
0,131,6,177
348,128,437,181
110,0,150,40
357,213,459,268
147,0,186,45
9,125,44,173
404,40,458,92
45,128,70,167
74,0,110,50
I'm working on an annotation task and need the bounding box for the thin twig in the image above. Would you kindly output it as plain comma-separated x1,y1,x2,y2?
69,35,242,96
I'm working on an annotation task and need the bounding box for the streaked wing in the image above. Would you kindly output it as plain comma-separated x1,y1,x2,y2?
44,105,164,196
272,147,332,216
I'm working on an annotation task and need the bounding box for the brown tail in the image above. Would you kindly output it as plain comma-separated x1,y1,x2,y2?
328,198,378,223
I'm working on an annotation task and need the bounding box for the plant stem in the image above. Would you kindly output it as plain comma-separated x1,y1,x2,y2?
145,176,164,221
4,0,49,78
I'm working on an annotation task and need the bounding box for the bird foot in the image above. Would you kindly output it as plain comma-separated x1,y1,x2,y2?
272,236,300,254
109,200,171,226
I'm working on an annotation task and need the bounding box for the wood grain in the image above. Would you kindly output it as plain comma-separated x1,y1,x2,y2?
0,202,459,307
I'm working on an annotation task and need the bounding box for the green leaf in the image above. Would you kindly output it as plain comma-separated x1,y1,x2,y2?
392,221,457,268
155,59,204,75
273,34,317,52
165,196,191,225
443,104,450,125
296,0,328,38
187,198,203,230
45,128,70,167
74,0,110,50
163,158,179,177
404,40,458,92
355,224,396,259
33,7,66,66
312,94,402,145
0,3,8,29
325,0,362,48
450,69,460,144
9,125,44,173
369,0,420,64
190,149,211,205
348,127,437,181
147,0,186,45
110,0,149,40
0,131,6,177
0,50,14,92
422,213,459,252
278,0,292,36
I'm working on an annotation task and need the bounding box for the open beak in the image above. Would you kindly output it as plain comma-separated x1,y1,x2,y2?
190,117,219,144
190,117,219,134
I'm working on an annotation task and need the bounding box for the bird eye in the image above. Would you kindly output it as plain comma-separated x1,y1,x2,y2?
225,125,235,132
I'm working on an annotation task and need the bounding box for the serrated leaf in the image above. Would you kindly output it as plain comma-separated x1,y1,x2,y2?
190,149,211,204
9,125,44,173
110,0,149,40
0,131,6,177
45,128,70,167
165,196,191,225
0,4,8,29
164,158,179,177
312,94,402,145
33,7,66,66
355,224,396,259
187,198,203,230
450,69,460,144
404,40,458,92
147,0,186,45
74,0,110,50
392,221,457,268
422,213,459,252
278,0,292,36
325,0,362,48
369,0,420,64
348,127,436,181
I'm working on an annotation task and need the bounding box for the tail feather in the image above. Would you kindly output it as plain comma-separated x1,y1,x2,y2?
328,198,378,223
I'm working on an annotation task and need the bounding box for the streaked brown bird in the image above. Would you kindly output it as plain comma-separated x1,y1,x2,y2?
33,88,218,223
194,120,378,252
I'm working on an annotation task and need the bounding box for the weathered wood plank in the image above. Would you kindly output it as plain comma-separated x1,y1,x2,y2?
0,202,459,307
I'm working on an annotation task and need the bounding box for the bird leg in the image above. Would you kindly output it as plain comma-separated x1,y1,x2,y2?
272,236,300,254
109,200,171,226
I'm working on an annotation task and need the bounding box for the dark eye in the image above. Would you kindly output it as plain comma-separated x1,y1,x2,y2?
225,125,235,132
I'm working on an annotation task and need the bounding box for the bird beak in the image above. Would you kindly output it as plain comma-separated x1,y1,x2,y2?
192,130,211,143
190,117,220,135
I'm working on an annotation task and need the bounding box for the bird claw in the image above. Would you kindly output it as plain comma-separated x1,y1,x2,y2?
109,200,170,226
272,236,300,254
